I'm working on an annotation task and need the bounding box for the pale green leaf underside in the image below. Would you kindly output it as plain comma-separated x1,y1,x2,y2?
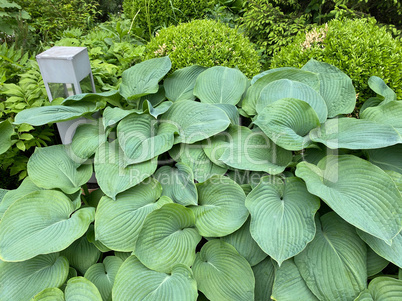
135,203,201,273
28,145,93,194
367,76,397,104
0,190,95,262
193,240,255,301
194,66,248,105
309,118,402,150
272,259,319,301
254,98,319,151
0,253,68,301
112,256,198,301
246,176,320,265
302,58,356,117
295,212,367,301
191,175,248,237
296,155,402,243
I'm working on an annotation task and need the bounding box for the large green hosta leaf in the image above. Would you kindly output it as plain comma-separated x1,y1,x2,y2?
192,240,255,301
221,218,267,267
254,98,319,151
366,247,389,277
252,258,275,301
62,90,122,107
135,203,201,273
255,79,328,123
14,101,103,126
119,56,171,100
161,100,230,144
194,66,248,105
169,143,227,183
0,120,13,155
242,68,320,116
60,234,100,275
0,253,69,301
117,113,176,164
355,277,402,301
357,230,402,269
112,256,198,301
271,259,319,301
94,140,158,200
295,212,367,301
366,144,402,174
360,101,402,134
367,76,397,104
218,125,292,174
309,118,402,149
190,175,248,237
246,176,320,265
27,145,93,194
0,190,95,261
33,288,64,301
65,277,102,301
302,59,356,117
296,155,402,243
95,178,172,252
84,256,123,301
153,163,198,206
164,65,206,102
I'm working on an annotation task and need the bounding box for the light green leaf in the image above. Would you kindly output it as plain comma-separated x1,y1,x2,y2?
360,101,402,134
202,132,231,168
0,190,95,261
254,98,319,151
140,85,166,107
112,256,198,301
255,79,328,123
84,256,123,301
246,176,320,265
252,258,275,301
14,102,102,126
194,66,248,105
309,118,402,149
242,68,320,116
251,67,299,84
117,113,176,164
86,224,110,253
33,288,64,301
119,56,171,100
302,59,356,117
0,120,13,155
0,253,68,301
296,155,402,243
102,106,142,129
62,90,122,107
27,145,93,194
164,65,206,102
366,144,402,174
221,218,267,267
142,99,172,118
190,175,248,237
357,230,402,269
366,246,389,277
218,125,292,174
192,240,255,301
161,100,230,144
295,212,367,301
94,140,158,200
68,119,106,162
95,178,172,252
355,277,402,301
271,259,319,301
169,142,227,183
114,252,131,262
212,103,240,125
135,203,201,273
154,163,198,206
367,76,397,104
60,234,100,275
65,277,102,301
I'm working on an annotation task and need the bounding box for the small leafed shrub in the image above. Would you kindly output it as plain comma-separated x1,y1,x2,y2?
144,19,262,78
0,56,402,300
271,18,402,107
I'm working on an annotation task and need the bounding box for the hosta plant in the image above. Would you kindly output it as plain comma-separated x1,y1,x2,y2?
1,56,402,300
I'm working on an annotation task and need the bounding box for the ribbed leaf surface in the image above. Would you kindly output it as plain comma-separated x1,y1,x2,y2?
360,101,402,134
366,247,389,277
252,258,275,301
367,76,397,103
33,288,64,301
366,144,402,174
355,277,402,301
65,277,102,301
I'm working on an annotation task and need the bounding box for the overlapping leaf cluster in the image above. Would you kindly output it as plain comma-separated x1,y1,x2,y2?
1,56,402,300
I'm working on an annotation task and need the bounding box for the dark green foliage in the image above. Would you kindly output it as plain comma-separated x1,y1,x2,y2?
95,0,123,22
144,19,261,78
271,18,402,108
0,0,30,45
122,0,213,38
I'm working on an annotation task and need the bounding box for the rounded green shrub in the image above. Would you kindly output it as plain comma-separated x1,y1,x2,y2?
123,0,213,37
271,18,402,107
144,19,262,78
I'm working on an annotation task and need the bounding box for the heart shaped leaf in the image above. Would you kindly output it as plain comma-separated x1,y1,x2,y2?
65,277,102,301
355,277,402,301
